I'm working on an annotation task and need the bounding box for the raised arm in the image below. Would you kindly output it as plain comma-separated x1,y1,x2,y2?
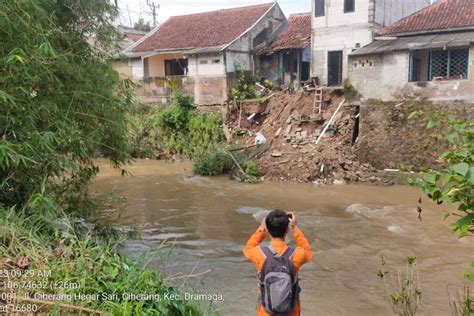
288,213,314,268
243,219,266,266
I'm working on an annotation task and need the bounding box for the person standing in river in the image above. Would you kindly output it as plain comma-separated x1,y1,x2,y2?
243,210,314,316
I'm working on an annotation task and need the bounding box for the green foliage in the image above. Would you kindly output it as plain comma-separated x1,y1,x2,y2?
378,256,422,316
156,91,223,158
449,286,474,316
230,62,257,101
263,79,274,91
0,207,200,315
128,105,165,159
242,160,259,183
0,1,201,314
410,112,473,281
0,0,132,214
285,82,295,94
193,150,233,176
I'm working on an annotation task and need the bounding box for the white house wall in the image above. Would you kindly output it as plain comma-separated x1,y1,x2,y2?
185,53,228,105
348,46,474,102
131,58,144,79
311,0,432,85
312,26,373,85
188,54,226,76
313,0,371,28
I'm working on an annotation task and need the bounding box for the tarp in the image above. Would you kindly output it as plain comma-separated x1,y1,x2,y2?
350,31,474,56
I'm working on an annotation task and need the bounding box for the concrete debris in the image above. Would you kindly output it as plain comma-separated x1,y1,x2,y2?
227,91,379,184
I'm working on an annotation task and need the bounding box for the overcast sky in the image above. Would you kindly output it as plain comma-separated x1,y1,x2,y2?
115,0,311,28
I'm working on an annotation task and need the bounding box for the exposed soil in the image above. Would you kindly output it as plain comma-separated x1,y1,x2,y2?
225,91,392,185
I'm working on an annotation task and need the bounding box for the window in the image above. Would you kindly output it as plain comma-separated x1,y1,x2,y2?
430,48,469,80
165,58,188,76
409,48,469,82
344,0,354,13
212,59,221,64
199,60,208,65
315,0,325,17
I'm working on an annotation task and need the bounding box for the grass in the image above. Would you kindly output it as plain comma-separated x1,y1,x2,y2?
0,207,201,315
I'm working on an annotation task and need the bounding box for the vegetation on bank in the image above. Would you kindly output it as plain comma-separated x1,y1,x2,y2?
378,112,474,316
129,92,223,160
0,207,200,315
0,0,200,314
129,92,261,181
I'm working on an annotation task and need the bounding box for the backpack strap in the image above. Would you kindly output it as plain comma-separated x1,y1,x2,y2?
260,246,295,259
281,247,296,260
259,245,277,259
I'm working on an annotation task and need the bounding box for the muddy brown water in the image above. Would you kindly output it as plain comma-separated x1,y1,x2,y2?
92,159,473,316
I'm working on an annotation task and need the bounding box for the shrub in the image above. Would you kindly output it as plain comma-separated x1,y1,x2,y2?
378,256,422,316
231,62,257,101
128,105,164,159
193,150,233,176
156,91,224,158
244,160,258,177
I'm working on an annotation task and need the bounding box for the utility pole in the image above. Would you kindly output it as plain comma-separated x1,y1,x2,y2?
146,0,159,26
126,5,133,27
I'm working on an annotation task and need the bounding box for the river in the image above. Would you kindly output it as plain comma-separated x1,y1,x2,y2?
92,159,473,316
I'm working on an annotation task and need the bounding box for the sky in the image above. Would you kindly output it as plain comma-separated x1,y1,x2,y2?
115,0,311,28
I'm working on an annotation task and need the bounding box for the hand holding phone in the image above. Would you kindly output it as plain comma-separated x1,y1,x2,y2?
287,212,296,228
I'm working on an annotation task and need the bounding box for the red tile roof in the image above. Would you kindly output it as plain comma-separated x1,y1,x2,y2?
132,3,274,52
378,0,474,36
126,33,144,42
259,13,311,53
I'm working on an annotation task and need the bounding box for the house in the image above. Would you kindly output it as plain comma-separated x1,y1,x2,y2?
124,3,286,105
311,0,432,87
257,13,312,88
348,0,474,101
113,26,147,78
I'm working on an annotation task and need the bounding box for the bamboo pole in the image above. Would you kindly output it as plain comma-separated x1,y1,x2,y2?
315,99,345,145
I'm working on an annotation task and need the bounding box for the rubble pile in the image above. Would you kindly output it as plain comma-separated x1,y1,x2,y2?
227,91,382,184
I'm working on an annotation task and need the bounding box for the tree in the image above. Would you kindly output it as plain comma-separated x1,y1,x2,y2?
134,18,152,32
0,0,133,215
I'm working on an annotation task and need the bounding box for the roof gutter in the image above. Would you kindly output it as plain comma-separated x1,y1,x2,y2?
220,2,277,52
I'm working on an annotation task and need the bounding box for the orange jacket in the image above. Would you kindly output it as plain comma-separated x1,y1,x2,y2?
243,226,314,316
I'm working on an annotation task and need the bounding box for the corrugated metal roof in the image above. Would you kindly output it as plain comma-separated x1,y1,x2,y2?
350,31,474,56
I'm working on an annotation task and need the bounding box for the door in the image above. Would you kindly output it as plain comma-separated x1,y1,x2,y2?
328,51,343,86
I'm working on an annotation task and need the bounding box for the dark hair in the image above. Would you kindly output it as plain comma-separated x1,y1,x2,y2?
265,210,289,238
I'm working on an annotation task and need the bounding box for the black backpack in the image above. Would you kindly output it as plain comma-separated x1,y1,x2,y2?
259,246,299,316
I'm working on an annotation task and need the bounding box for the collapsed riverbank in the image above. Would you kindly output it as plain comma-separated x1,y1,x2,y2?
130,91,410,185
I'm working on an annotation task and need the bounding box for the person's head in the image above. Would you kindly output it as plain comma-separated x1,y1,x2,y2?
265,209,289,239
